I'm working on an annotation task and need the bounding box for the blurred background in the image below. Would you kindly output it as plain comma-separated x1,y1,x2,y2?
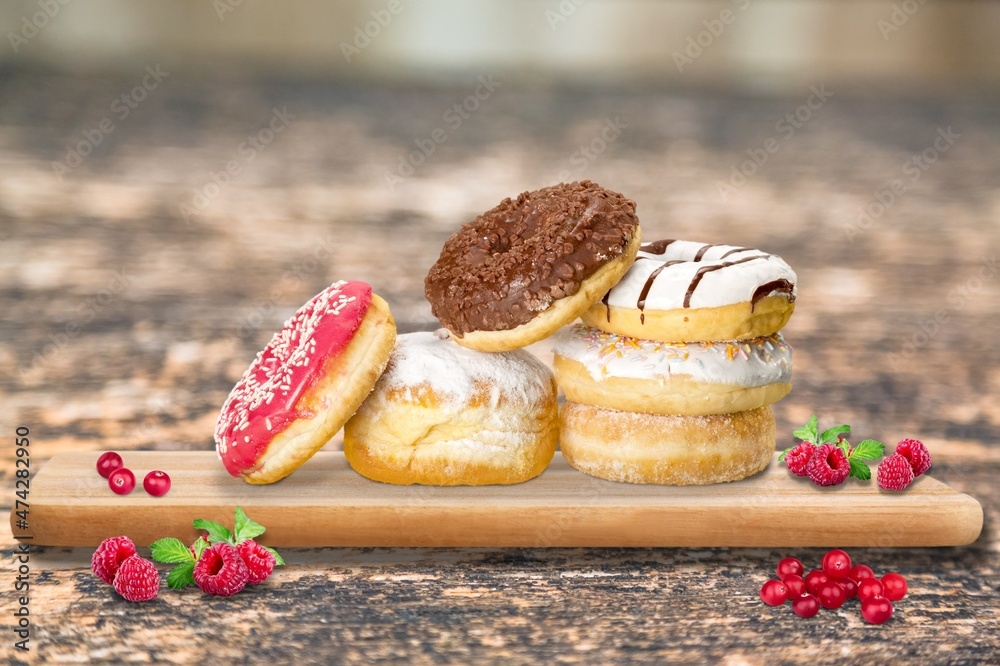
2,0,999,451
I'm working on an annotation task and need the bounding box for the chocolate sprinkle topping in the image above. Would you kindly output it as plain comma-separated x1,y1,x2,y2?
424,181,639,335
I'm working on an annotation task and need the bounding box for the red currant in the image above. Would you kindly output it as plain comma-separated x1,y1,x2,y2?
821,549,852,579
840,577,859,599
760,579,788,606
857,577,884,603
108,468,135,495
776,557,804,580
792,593,820,618
817,581,847,609
861,597,894,624
143,470,171,497
783,574,806,598
881,573,908,601
848,564,876,582
804,569,830,595
96,451,124,479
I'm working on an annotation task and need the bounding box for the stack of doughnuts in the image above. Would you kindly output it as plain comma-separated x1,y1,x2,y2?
553,239,797,485
214,181,799,490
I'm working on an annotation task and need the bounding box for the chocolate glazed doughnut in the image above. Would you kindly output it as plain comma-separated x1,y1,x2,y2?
425,181,641,352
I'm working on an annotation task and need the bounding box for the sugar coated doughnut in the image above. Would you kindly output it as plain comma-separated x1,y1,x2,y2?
425,180,641,352
344,331,558,485
583,239,796,342
553,324,792,416
215,281,396,484
560,402,775,485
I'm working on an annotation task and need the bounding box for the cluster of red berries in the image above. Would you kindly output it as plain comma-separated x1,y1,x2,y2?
97,451,171,497
781,416,932,491
759,549,907,624
190,540,276,596
90,508,284,602
91,536,160,602
876,438,933,491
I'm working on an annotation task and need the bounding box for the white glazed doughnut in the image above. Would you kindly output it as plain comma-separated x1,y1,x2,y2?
344,331,558,485
553,324,792,416
582,239,797,342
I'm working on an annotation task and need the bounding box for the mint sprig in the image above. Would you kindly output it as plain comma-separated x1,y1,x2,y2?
149,507,285,589
192,519,232,545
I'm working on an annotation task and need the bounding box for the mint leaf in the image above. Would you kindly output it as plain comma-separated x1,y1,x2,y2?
150,537,194,564
850,439,885,461
166,562,196,589
192,536,210,560
233,506,267,543
193,519,233,545
263,546,285,566
820,425,851,444
849,457,872,481
778,446,796,462
836,439,851,456
792,415,819,443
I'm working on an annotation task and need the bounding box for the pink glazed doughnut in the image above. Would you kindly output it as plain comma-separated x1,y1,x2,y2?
215,281,396,484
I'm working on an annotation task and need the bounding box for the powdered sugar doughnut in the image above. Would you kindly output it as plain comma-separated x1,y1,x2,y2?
553,324,792,416
560,402,775,485
583,239,797,342
215,281,396,484
344,331,558,485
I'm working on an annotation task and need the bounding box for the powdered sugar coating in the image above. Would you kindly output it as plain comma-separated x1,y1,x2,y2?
215,281,372,476
380,331,553,409
604,239,797,310
553,324,792,387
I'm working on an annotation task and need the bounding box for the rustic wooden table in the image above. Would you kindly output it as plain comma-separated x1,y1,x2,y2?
2,72,998,664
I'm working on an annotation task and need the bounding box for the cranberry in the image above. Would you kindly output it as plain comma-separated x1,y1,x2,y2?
861,597,894,624
804,569,830,595
783,574,806,598
143,470,171,497
857,577,884,603
848,564,876,582
792,593,820,618
817,581,847,609
760,579,788,606
881,573,908,601
96,452,124,479
840,577,859,599
108,468,136,495
776,557,804,580
821,549,852,579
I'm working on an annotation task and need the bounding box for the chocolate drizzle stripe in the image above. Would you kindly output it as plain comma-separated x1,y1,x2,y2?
750,279,796,311
639,239,676,255
693,244,723,262
636,260,685,323
601,290,612,322
683,255,770,308
719,247,753,259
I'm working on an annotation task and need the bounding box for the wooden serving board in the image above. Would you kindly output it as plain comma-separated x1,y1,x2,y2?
16,451,983,548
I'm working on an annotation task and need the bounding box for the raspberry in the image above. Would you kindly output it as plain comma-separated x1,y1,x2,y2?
784,443,816,476
877,454,915,491
237,540,276,585
112,555,159,602
806,444,850,486
193,543,249,597
92,536,137,585
895,438,932,476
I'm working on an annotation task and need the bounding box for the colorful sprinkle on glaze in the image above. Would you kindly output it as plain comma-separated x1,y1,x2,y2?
215,281,373,476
